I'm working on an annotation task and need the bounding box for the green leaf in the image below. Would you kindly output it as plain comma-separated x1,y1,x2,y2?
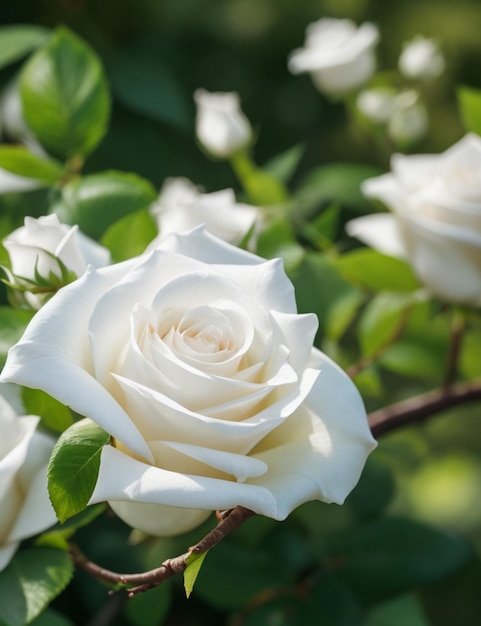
300,203,341,250
0,547,73,626
48,418,110,523
20,26,110,159
0,306,34,368
109,42,191,130
336,249,420,292
256,218,305,273
325,289,364,341
22,388,73,433
263,144,305,184
381,340,447,380
51,170,157,239
338,518,473,603
29,608,74,626
124,582,171,626
296,163,382,213
231,151,288,206
346,454,395,520
0,147,64,184
0,25,49,70
184,551,208,598
457,85,481,135
364,594,429,626
460,328,481,379
358,292,416,357
101,209,157,262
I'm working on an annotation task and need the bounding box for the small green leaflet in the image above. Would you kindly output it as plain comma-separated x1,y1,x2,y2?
48,418,110,523
184,551,209,598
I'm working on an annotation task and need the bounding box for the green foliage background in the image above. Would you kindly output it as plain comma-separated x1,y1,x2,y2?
1,1,481,625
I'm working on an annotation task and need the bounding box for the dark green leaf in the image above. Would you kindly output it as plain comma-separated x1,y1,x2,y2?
184,551,208,598
0,547,73,626
29,608,74,626
358,292,416,357
346,454,395,520
124,582,171,626
101,209,157,262
195,540,291,610
296,163,382,213
0,25,49,70
20,26,110,159
0,306,34,368
338,518,473,603
231,152,288,206
300,574,363,626
364,594,429,626
22,388,73,433
51,170,157,239
263,144,305,184
109,43,191,130
381,340,447,380
457,86,481,135
336,249,420,292
0,147,64,184
256,218,304,273
48,418,110,523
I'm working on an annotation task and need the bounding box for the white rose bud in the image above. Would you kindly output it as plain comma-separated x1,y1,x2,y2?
3,214,111,309
387,92,428,145
2,227,376,537
194,89,252,158
347,134,481,306
151,178,259,244
398,35,445,81
356,87,398,124
0,391,57,572
288,18,379,96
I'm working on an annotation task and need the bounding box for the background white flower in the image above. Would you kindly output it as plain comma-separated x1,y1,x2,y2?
399,35,445,81
0,389,57,572
3,214,111,308
151,177,259,244
347,133,481,306
288,18,379,95
194,89,252,158
2,228,376,536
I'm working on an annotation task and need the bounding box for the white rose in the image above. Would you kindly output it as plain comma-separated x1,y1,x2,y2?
2,227,376,536
3,214,111,308
347,134,481,306
0,390,57,572
399,35,445,81
194,89,252,158
151,178,259,244
288,18,379,96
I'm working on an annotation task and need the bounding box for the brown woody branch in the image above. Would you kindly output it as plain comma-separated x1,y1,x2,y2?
70,378,481,597
69,506,255,596
369,378,481,437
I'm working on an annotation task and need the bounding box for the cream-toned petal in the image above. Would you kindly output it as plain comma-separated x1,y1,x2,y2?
346,214,407,259
1,265,152,462
108,501,211,536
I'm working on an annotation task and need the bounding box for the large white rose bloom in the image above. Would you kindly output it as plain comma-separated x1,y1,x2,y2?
0,391,57,572
2,228,376,536
288,18,379,96
3,214,111,309
151,178,258,245
347,134,481,306
194,89,252,159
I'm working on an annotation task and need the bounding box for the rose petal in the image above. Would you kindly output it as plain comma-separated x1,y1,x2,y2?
346,214,407,258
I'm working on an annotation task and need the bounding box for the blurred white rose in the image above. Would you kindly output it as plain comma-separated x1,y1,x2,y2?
151,178,259,244
399,35,445,81
288,18,379,95
0,391,56,572
194,89,252,158
3,214,111,309
347,134,481,306
2,227,376,537
356,87,398,124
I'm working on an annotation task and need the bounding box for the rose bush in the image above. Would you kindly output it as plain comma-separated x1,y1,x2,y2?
347,133,481,306
2,228,376,536
3,214,111,308
0,391,56,572
288,18,379,96
151,178,259,244
194,89,252,158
